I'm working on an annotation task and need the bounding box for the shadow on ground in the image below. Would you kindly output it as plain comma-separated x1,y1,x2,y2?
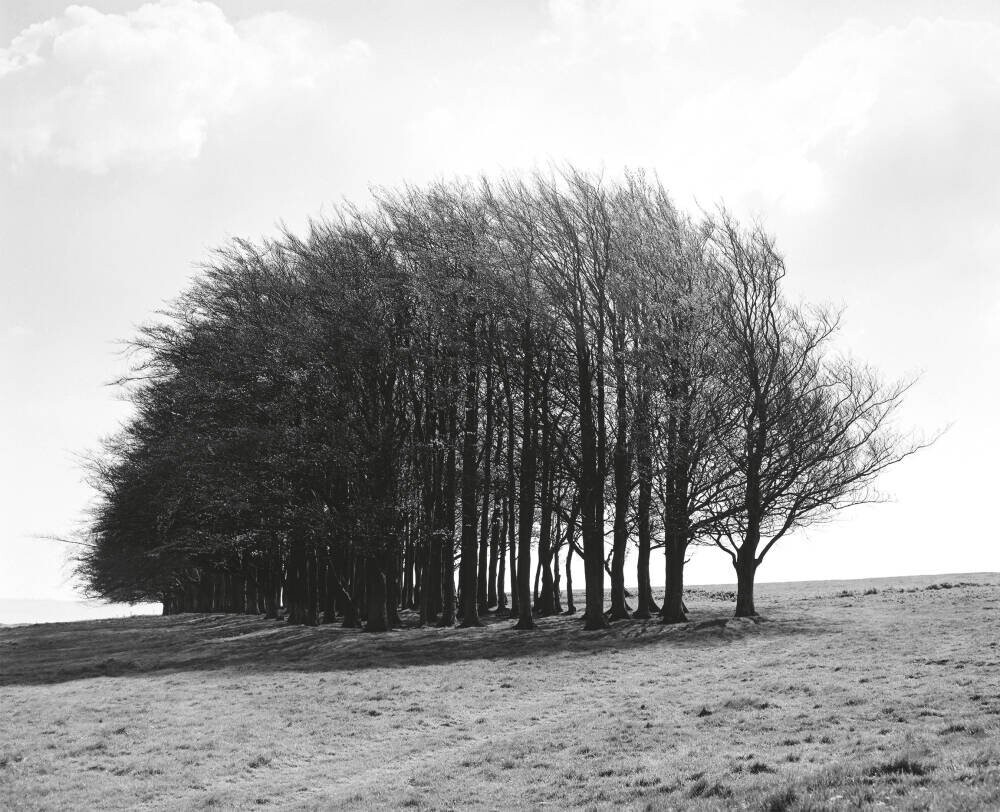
0,603,834,686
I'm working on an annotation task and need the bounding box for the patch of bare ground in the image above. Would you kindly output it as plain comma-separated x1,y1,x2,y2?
1,573,998,810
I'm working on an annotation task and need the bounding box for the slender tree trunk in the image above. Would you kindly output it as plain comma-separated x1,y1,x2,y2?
496,495,508,610
564,530,576,614
487,424,504,608
609,323,630,620
365,557,388,632
403,520,415,610
286,532,306,625
506,386,519,618
488,507,500,608
634,506,652,620
514,318,536,630
321,556,337,624
536,381,555,615
633,374,654,620
552,515,563,614
425,406,446,624
386,548,401,627
578,366,607,629
439,371,459,627
304,549,318,626
263,550,280,619
459,320,482,627
478,335,495,613
339,552,360,629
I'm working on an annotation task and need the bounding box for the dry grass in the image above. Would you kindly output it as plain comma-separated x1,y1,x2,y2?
1,573,999,810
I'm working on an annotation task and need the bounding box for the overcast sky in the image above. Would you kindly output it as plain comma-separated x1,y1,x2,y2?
2,0,998,605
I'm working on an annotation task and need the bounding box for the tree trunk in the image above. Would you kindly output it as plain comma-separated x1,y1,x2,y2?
487,505,500,608
264,552,280,619
439,374,459,627
304,549,318,626
564,530,576,614
459,322,482,628
340,562,360,629
660,526,688,624
505,383,518,617
424,473,442,624
633,521,652,620
418,394,438,625
609,324,630,620
286,532,307,625
552,531,563,614
365,558,388,632
385,548,401,627
514,317,536,630
478,337,495,613
496,495,508,610
321,557,337,624
402,521,415,610
536,385,555,616
734,523,761,617
633,368,654,619
575,310,607,631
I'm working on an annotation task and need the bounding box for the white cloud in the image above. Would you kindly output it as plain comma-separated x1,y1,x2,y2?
540,0,744,57
665,18,1000,214
0,0,371,172
5,325,32,339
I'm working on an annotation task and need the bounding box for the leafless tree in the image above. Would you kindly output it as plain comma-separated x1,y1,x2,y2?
709,211,928,617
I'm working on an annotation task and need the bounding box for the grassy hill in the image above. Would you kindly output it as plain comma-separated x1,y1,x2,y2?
1,573,998,809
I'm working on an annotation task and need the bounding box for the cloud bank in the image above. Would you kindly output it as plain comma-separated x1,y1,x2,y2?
670,18,1000,215
543,0,745,51
0,0,370,172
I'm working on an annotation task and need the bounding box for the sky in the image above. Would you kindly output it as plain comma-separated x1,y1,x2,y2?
2,0,998,615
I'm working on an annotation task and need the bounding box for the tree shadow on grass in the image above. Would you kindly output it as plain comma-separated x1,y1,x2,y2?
0,605,837,687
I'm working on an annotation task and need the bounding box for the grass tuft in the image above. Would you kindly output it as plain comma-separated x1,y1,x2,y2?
870,756,931,777
688,777,733,798
761,786,797,812
0,751,24,769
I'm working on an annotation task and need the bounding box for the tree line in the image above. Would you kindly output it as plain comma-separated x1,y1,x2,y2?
76,168,921,632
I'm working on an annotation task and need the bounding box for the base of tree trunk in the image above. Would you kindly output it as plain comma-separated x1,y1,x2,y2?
632,608,651,620
659,609,688,625
513,617,536,630
460,618,485,628
583,612,609,630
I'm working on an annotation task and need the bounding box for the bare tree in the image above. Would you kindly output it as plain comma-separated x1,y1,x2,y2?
710,212,927,617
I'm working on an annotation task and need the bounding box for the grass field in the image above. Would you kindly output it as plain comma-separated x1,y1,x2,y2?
2,573,999,810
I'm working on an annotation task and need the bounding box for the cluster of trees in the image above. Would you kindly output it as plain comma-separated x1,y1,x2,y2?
77,169,920,632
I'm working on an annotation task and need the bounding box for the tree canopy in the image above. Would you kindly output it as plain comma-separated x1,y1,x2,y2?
76,168,923,630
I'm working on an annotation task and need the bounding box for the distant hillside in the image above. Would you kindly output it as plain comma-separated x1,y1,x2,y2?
0,599,161,626
691,571,999,600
